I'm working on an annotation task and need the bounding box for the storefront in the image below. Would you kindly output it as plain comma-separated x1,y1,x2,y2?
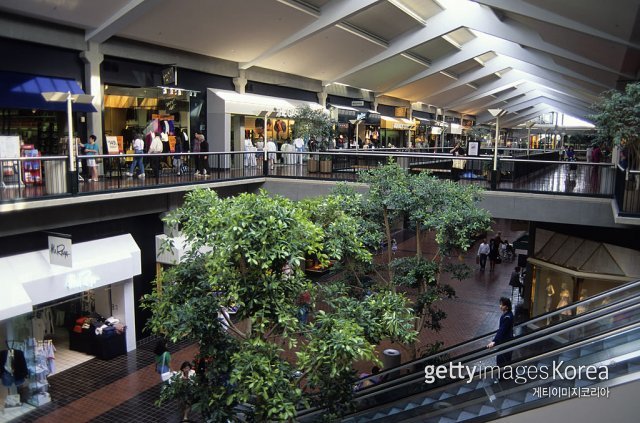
0,234,140,412
528,229,640,317
328,104,381,148
102,85,196,154
207,89,323,167
380,116,416,148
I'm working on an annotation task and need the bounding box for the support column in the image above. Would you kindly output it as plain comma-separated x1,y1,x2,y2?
317,88,327,108
233,69,247,94
80,42,104,174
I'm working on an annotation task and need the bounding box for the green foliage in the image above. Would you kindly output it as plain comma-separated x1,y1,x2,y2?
143,188,418,421
290,105,336,151
321,283,418,345
591,82,640,161
354,161,491,358
409,172,491,255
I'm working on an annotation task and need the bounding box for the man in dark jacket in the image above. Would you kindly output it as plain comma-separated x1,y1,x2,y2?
487,297,514,366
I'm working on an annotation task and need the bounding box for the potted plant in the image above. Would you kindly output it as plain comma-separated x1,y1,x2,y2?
289,105,336,174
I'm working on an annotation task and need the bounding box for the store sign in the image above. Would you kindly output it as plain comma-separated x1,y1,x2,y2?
366,112,381,125
48,233,72,268
394,107,408,118
351,100,364,107
105,136,120,155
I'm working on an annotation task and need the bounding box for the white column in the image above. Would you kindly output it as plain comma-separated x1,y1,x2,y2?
110,279,136,352
80,41,104,144
80,42,104,175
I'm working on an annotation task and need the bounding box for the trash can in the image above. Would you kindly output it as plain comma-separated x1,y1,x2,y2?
382,348,402,378
44,160,67,194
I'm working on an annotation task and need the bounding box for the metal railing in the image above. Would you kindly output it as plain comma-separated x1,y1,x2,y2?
2,150,634,217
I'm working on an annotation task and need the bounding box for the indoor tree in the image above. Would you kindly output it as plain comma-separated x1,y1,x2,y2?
142,189,416,422
356,161,491,359
590,81,640,168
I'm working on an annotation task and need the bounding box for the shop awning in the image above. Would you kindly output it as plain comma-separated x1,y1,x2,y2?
0,234,140,320
209,89,323,117
381,116,415,130
0,70,97,112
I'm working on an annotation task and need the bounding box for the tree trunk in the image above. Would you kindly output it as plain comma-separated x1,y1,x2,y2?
383,206,394,290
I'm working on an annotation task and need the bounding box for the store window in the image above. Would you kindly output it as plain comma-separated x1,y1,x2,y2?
103,85,193,152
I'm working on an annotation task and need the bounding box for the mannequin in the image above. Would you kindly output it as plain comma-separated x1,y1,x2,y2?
556,283,571,318
544,278,555,313
576,288,588,315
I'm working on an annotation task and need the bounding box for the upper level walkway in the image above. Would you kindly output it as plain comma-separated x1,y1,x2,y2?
1,149,638,225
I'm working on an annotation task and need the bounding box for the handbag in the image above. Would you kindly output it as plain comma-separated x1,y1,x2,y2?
159,352,172,382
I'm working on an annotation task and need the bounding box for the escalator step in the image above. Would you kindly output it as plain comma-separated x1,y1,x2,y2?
524,391,538,403
421,397,436,406
457,410,478,420
404,402,418,411
479,405,497,415
439,391,454,400
457,385,473,395
388,407,403,415
436,417,456,423
500,398,522,409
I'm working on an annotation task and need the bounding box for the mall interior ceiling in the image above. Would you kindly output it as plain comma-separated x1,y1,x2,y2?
1,0,639,128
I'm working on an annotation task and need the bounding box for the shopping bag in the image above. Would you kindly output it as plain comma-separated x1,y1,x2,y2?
161,370,173,382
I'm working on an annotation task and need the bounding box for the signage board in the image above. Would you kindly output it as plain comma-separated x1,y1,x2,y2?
105,136,120,154
48,233,72,268
468,141,480,157
351,100,364,107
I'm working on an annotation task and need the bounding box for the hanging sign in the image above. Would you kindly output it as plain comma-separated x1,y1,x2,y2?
48,232,72,268
351,100,364,107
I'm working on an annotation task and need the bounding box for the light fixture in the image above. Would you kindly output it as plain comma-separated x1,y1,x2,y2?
177,90,182,96
162,88,167,95
487,108,508,186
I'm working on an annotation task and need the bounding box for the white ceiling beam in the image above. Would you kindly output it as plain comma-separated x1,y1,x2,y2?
382,36,491,92
471,0,640,50
326,7,460,83
445,69,597,111
409,56,512,100
418,50,606,108
452,0,635,79
240,0,384,70
86,0,166,43
501,89,591,112
500,106,553,127
479,97,591,125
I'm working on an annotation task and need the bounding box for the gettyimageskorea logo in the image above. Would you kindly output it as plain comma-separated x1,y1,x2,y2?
424,361,610,398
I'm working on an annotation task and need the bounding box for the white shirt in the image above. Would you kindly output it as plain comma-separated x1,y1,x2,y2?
133,138,144,151
477,242,490,255
293,138,304,149
266,140,277,152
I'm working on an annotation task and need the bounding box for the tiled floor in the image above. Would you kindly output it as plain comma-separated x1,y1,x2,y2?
5,219,524,423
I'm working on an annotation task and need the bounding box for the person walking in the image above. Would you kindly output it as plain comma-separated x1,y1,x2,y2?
477,239,489,271
126,134,146,178
154,340,171,378
78,134,100,182
487,297,514,367
488,239,499,272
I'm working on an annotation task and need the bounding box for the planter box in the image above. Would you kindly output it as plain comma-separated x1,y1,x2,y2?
320,159,332,173
308,158,319,173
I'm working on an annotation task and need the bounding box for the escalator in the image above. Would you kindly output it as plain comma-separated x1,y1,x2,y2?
296,280,640,422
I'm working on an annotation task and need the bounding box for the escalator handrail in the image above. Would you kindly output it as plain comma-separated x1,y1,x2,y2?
296,294,640,418
351,300,640,405
347,320,640,422
360,279,640,384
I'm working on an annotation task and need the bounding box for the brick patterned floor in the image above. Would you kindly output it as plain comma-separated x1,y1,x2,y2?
7,219,524,423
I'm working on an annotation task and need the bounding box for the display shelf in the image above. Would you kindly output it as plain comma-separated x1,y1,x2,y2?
21,145,42,185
